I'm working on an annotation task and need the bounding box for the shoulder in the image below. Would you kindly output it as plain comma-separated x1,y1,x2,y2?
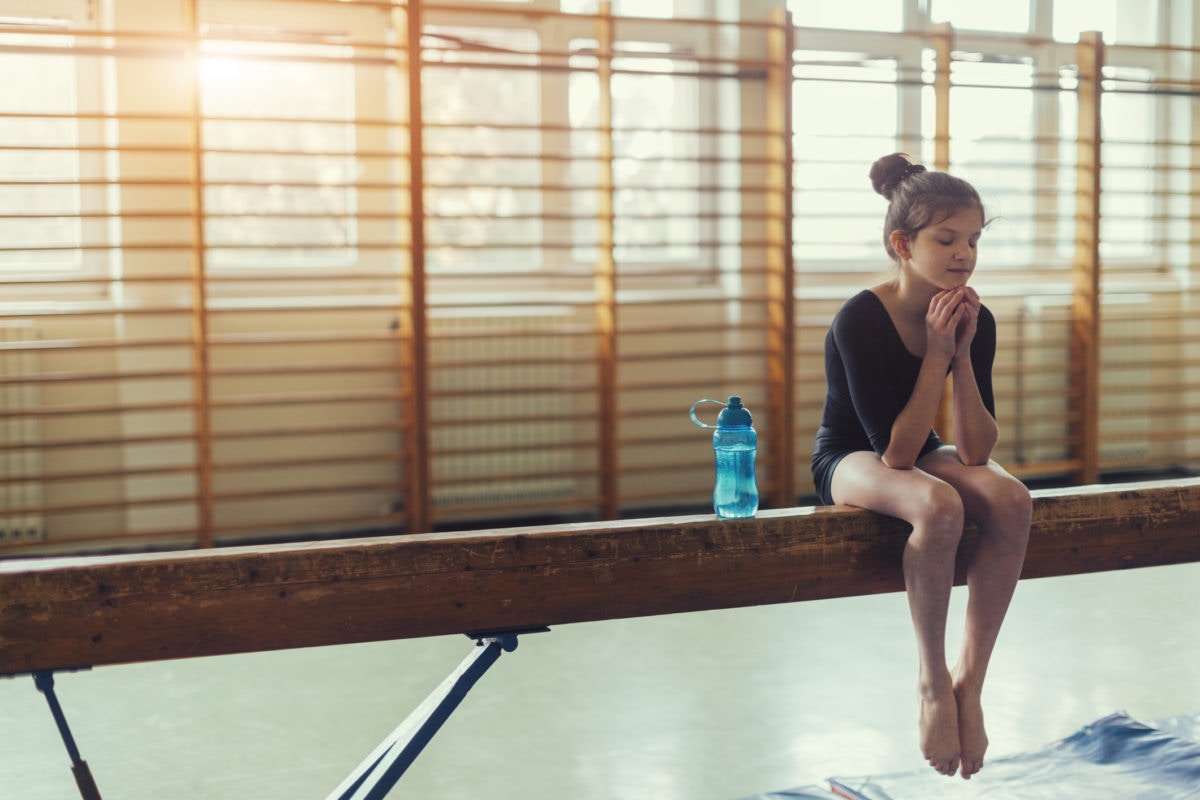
834,289,886,327
829,290,890,352
843,288,883,312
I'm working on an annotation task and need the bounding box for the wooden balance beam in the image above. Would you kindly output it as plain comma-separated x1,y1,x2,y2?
3,477,1200,678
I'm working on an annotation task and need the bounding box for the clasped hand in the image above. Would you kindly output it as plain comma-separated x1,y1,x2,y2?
925,286,979,361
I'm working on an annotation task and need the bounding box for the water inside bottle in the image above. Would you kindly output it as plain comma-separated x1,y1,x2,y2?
714,443,757,518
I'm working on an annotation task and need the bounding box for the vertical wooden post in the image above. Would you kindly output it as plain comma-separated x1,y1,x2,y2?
1071,31,1104,485
401,2,432,532
932,22,954,439
765,9,795,507
595,3,619,519
184,0,214,548
932,22,953,172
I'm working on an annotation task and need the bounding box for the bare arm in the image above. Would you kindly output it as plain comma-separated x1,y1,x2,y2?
881,290,963,469
949,288,998,464
951,360,998,464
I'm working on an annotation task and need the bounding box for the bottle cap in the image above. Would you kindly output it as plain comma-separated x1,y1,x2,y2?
689,396,754,429
717,396,752,427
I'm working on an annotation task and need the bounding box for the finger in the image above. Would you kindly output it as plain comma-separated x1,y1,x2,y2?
930,288,959,307
930,292,963,319
933,305,966,335
934,310,958,330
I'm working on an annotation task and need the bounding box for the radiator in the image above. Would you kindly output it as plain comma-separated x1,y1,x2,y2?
427,309,583,517
1098,294,1153,463
1014,294,1155,467
1,320,45,544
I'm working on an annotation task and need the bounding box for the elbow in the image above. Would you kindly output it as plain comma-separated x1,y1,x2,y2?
960,435,999,467
955,440,996,467
880,452,915,470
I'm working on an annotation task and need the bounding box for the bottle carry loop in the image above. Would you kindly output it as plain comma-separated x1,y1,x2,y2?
688,398,727,429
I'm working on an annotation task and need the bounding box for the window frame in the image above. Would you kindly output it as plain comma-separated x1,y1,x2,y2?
0,1,109,300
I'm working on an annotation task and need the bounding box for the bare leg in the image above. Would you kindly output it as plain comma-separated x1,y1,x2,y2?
830,452,966,776
904,502,964,778
918,449,1032,779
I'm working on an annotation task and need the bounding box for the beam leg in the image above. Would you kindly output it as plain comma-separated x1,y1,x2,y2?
33,671,103,800
326,627,548,800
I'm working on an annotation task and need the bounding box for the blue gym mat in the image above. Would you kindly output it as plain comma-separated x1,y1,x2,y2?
743,712,1200,799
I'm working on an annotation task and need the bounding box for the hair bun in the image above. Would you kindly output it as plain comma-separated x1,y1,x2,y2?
869,153,927,201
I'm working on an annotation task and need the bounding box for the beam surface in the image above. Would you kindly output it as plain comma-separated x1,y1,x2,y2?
3,478,1200,677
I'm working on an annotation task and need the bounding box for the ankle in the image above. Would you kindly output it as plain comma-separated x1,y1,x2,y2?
952,668,984,698
918,669,955,699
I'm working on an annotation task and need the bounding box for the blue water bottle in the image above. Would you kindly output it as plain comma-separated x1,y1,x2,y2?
689,396,758,519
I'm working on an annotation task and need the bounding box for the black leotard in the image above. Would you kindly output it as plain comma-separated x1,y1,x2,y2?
810,289,997,505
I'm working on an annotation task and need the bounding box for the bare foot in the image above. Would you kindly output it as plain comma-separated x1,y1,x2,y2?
918,682,961,776
954,680,988,779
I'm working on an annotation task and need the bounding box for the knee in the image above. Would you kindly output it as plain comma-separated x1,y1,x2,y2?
911,481,965,546
991,475,1033,530
981,475,1033,549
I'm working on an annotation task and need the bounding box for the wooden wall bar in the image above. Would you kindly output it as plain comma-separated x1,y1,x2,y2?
3,477,1199,677
764,8,796,506
1070,31,1104,486
401,1,432,534
931,22,955,441
595,3,619,520
184,0,215,548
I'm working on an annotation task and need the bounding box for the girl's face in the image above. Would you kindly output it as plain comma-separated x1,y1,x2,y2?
895,206,983,291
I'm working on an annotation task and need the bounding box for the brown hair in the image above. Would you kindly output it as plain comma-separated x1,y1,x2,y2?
869,153,986,261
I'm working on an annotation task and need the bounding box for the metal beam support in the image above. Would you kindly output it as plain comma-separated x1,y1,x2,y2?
33,671,103,800
325,627,548,800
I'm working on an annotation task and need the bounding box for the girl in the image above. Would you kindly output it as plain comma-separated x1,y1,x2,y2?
811,153,1032,780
